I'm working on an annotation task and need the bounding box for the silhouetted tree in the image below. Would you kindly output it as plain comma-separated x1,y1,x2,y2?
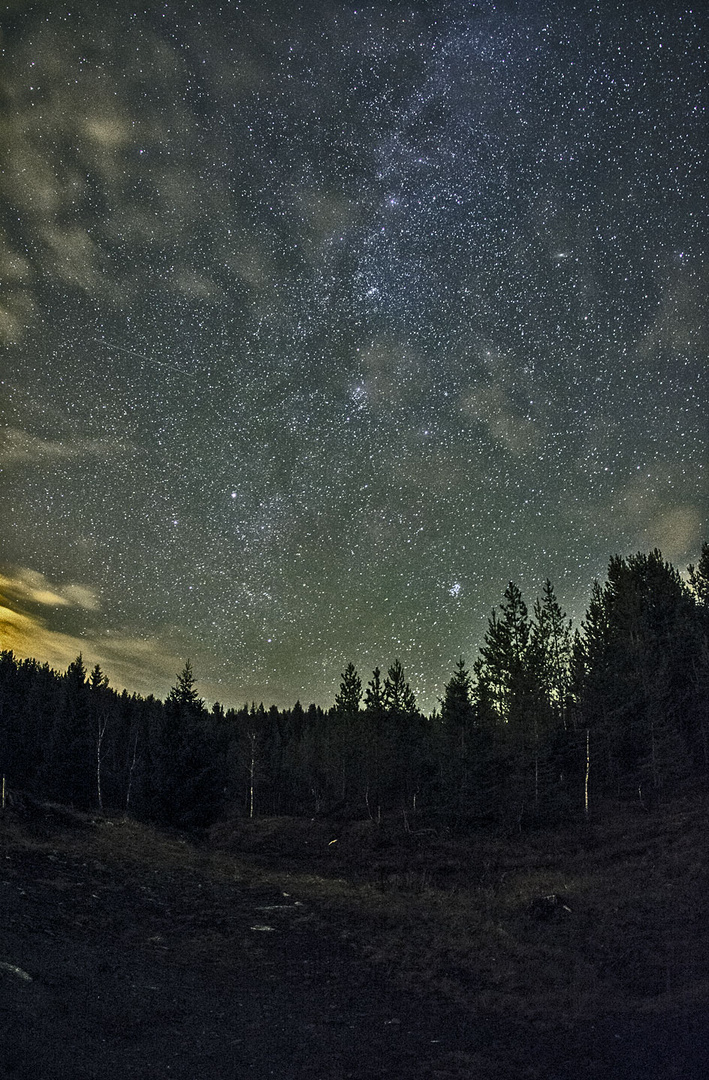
381,660,429,817
440,658,476,812
152,661,217,826
363,668,386,820
530,580,573,727
527,580,575,817
88,663,112,810
574,551,697,807
473,582,531,725
330,663,366,804
166,659,203,713
688,542,709,612
334,662,363,714
40,654,96,808
383,659,417,717
2,543,705,832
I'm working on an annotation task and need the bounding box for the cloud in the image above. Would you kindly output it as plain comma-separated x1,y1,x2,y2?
90,633,189,700
0,229,31,283
0,602,184,699
635,274,709,357
60,584,102,612
459,382,539,455
0,568,100,611
42,225,100,293
83,112,132,149
0,427,134,467
613,475,706,564
170,267,225,302
638,505,704,564
0,569,185,699
0,603,84,673
295,189,362,258
0,290,35,345
360,338,426,409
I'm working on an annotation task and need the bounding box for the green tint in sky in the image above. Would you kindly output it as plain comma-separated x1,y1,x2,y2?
0,1,706,709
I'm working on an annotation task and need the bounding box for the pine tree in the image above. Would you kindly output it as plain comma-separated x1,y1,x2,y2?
527,581,576,818
574,551,697,806
441,659,475,744
688,542,709,612
473,582,530,724
382,660,427,817
40,654,95,807
472,583,545,827
530,580,573,727
154,660,216,826
440,658,476,812
331,663,365,805
364,667,385,716
362,668,387,819
167,659,204,713
66,653,87,689
89,663,109,693
88,663,111,811
334,662,362,714
383,659,417,717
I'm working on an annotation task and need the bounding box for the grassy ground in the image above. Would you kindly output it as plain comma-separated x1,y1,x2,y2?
209,798,709,1024
2,795,709,1077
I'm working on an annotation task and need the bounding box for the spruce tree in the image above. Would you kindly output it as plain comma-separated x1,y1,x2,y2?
527,581,575,818
688,542,709,612
88,663,111,811
334,662,363,714
332,663,364,805
441,659,475,743
364,667,385,716
440,658,476,813
472,583,542,827
362,668,387,819
155,660,216,826
473,582,530,724
530,580,573,728
383,659,417,717
575,551,697,806
40,654,95,808
382,660,427,816
167,659,204,713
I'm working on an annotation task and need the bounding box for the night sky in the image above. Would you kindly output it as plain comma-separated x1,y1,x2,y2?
1,1,706,711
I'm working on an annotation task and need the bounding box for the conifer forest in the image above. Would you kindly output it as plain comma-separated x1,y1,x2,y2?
2,546,708,833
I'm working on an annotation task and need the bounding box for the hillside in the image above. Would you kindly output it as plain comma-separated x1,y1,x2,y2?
1,797,709,1078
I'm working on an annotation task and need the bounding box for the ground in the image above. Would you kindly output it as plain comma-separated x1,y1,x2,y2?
1,800,708,1078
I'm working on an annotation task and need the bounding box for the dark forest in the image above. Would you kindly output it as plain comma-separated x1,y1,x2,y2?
2,546,708,833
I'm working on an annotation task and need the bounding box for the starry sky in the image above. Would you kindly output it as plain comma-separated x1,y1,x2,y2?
0,1,706,711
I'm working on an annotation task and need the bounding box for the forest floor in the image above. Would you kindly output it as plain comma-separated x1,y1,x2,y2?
1,798,709,1079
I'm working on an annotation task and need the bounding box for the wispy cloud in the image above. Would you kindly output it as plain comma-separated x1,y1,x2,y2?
0,603,85,672
0,568,185,699
0,568,100,611
459,382,539,456
0,428,133,467
637,505,704,564
609,476,705,564
635,274,709,358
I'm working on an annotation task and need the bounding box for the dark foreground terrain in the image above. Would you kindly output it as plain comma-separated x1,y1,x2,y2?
1,800,708,1079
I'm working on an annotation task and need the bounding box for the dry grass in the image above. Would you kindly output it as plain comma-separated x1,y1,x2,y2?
5,796,709,1028
205,801,709,1024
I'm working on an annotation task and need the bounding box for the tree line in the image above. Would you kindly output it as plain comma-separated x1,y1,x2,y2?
1,545,707,831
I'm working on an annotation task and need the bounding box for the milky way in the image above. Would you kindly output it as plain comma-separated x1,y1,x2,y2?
0,2,706,710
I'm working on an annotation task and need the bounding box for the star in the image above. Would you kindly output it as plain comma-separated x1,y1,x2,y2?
0,1,703,710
